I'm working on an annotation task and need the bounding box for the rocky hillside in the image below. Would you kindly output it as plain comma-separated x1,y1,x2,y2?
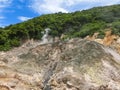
0,37,120,90
0,4,120,90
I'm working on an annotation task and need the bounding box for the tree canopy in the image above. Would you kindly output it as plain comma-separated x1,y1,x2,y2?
0,4,120,51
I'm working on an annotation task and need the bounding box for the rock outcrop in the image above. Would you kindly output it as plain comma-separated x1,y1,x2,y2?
0,38,120,90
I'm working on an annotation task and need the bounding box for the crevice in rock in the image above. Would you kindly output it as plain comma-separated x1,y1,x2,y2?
43,61,58,90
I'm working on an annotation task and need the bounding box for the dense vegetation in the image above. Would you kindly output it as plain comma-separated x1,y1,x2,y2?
0,4,120,51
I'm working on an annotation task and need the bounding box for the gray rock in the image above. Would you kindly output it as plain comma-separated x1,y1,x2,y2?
0,39,120,90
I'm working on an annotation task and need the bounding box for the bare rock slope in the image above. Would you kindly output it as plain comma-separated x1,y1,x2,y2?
0,39,120,90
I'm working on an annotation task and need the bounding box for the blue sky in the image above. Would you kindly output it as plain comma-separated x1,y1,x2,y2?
0,0,120,27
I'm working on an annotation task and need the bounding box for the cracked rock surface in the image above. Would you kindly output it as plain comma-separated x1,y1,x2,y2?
0,39,120,90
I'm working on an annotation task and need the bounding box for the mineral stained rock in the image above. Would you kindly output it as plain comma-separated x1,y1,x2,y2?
0,39,120,90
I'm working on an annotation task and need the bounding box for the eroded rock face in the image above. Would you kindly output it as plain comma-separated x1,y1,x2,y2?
0,39,120,90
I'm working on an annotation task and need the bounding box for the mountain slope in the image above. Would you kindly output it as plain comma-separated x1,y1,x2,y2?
0,4,120,50
0,39,120,89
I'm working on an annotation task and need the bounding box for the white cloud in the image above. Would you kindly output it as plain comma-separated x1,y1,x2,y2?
0,0,12,8
0,19,5,27
0,23,6,27
0,0,12,13
29,0,120,14
0,0,12,27
18,16,31,21
30,0,68,14
0,24,3,27
0,16,5,19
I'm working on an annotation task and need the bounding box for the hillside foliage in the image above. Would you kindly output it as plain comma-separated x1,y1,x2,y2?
0,4,120,51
